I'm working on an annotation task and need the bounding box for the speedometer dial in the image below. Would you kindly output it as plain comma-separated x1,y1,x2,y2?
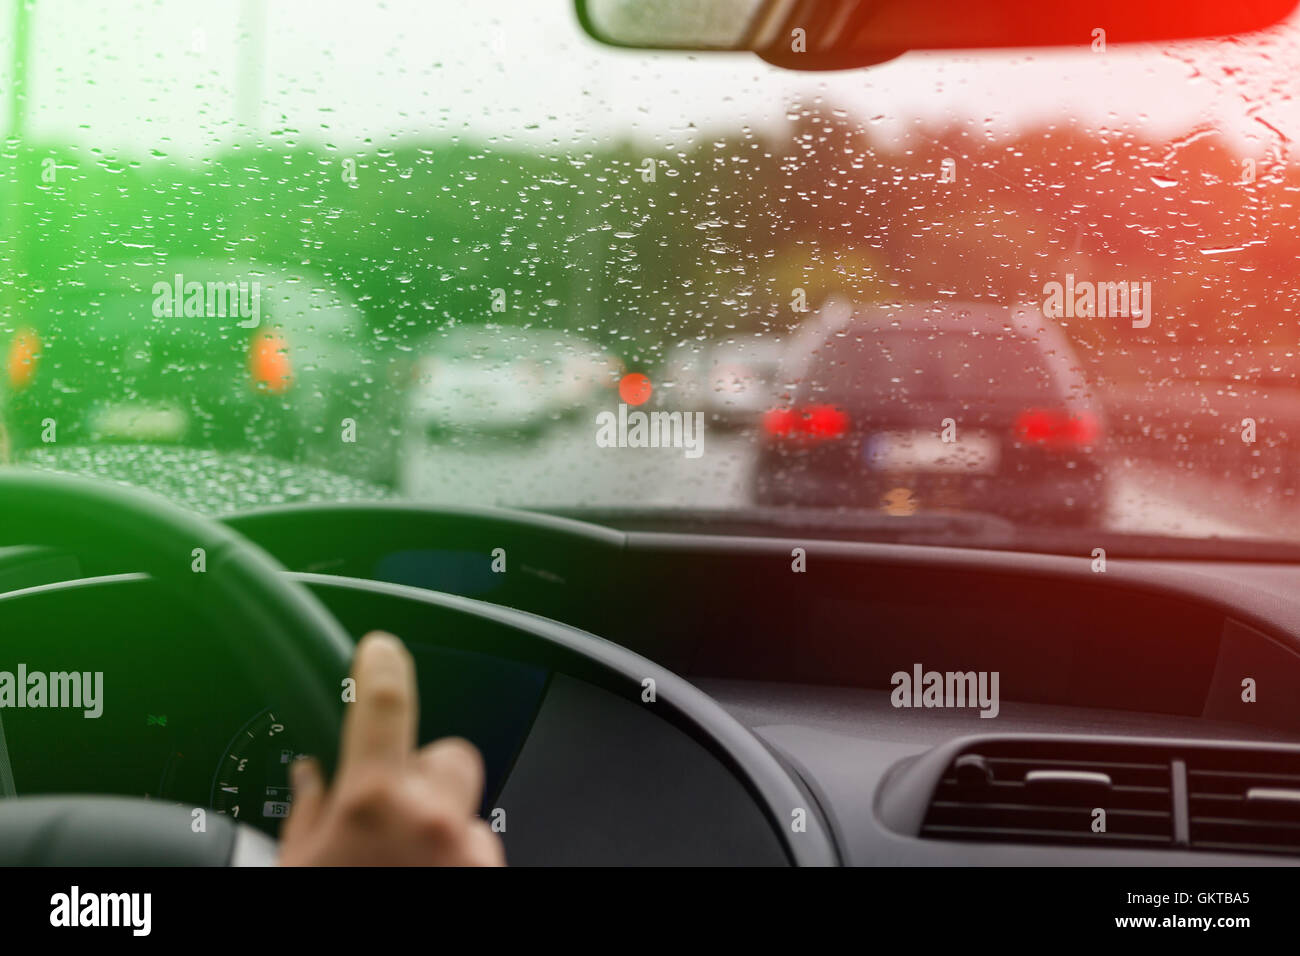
211,708,303,836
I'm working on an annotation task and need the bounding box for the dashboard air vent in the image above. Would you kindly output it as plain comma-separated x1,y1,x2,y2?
918,738,1300,856
921,739,1173,847
1187,747,1300,855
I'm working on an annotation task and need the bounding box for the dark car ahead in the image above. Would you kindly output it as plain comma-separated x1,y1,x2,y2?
0,262,404,486
753,303,1107,526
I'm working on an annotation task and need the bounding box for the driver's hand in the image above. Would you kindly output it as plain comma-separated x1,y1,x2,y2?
278,631,505,866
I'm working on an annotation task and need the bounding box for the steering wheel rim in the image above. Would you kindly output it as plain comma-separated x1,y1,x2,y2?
0,469,353,864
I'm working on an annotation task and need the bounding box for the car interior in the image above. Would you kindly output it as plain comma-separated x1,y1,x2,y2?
6,479,1300,867
3,0,1300,890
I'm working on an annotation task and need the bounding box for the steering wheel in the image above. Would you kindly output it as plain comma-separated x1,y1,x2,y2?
0,470,353,865
0,471,841,866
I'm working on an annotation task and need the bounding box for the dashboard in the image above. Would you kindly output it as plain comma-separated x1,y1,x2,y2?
5,500,1300,864
227,503,1300,864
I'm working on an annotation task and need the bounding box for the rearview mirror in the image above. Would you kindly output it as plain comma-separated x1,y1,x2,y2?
576,0,1300,70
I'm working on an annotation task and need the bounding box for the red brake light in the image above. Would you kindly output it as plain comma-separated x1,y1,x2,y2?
1013,409,1100,448
763,404,850,442
7,328,39,390
250,330,293,394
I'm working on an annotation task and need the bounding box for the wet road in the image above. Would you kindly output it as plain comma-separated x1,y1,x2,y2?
401,415,1277,542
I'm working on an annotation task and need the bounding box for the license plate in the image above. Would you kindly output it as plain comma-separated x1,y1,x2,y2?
865,430,999,474
90,405,189,442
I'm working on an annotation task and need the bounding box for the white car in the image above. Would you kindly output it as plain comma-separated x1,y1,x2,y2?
408,325,621,436
659,335,784,426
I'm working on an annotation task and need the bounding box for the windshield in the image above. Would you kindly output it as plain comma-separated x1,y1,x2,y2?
2,0,1298,555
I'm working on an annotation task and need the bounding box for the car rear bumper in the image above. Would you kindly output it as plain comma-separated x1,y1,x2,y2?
753,453,1107,524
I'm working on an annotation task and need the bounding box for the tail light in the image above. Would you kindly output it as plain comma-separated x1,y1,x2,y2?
1013,409,1101,449
249,330,292,394
762,404,850,443
6,328,40,390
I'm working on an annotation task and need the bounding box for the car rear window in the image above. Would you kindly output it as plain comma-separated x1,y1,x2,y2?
805,331,1057,404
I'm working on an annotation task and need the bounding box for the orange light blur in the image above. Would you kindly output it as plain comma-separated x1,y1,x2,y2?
618,372,652,406
7,328,40,390
250,330,293,394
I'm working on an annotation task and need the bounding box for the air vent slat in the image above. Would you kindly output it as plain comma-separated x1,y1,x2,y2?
1192,815,1300,832
1192,841,1300,855
988,757,1167,771
930,806,1175,816
1190,768,1300,780
921,825,1172,846
932,781,1170,813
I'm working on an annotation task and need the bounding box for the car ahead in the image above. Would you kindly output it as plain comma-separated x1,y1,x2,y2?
407,324,621,438
753,303,1107,526
0,262,404,487
659,335,785,427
